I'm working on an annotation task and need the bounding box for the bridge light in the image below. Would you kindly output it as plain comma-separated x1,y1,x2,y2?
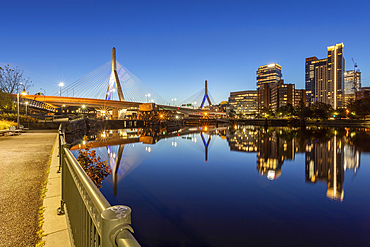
58,82,64,97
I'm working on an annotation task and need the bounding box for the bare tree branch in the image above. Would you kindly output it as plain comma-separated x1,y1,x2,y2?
0,65,33,94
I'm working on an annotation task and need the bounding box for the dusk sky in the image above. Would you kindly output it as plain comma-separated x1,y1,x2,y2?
1,0,370,104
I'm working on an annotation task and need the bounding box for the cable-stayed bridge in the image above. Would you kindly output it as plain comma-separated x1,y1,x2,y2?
22,48,220,117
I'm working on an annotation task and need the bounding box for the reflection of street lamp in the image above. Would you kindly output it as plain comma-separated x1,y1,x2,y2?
145,94,151,102
58,82,64,96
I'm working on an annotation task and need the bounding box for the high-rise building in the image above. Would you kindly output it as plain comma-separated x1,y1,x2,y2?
270,82,295,111
305,43,345,109
256,63,282,89
294,89,306,107
344,70,361,104
258,80,305,112
228,90,258,117
327,43,345,109
305,56,328,105
257,83,271,111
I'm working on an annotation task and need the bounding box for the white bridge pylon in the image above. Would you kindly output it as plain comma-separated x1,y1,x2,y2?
106,47,125,101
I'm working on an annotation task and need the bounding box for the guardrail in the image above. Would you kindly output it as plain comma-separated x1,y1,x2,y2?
57,125,140,247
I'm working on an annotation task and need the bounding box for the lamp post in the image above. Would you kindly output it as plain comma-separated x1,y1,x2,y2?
59,82,64,96
40,88,46,101
145,94,151,102
171,98,177,106
17,84,27,129
25,102,29,116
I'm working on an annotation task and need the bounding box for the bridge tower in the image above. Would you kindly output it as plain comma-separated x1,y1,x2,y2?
106,47,125,101
200,80,212,110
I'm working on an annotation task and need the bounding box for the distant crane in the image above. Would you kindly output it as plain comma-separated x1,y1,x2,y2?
352,58,359,91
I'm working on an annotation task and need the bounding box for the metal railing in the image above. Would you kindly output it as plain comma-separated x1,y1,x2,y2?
57,125,140,247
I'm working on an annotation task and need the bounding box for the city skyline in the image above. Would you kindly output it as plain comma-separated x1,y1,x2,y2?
1,0,370,104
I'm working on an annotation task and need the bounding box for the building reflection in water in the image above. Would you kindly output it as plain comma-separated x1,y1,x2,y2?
226,125,366,201
226,126,300,180
305,135,345,201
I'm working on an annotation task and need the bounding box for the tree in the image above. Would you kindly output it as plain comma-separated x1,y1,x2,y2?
310,102,333,120
347,98,370,119
0,65,33,94
276,103,294,118
0,90,14,112
260,107,274,118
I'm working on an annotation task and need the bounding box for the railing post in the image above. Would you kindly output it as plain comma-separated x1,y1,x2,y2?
101,205,137,247
57,129,62,173
57,142,70,216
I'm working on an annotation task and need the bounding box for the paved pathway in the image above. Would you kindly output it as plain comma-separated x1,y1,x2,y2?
42,134,71,247
0,130,66,247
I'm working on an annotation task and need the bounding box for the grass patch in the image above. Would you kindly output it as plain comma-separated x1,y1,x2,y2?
35,140,55,247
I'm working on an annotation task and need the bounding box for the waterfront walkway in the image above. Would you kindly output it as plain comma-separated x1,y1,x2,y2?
0,130,70,247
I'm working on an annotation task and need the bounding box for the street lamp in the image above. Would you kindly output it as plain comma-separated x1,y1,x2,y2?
171,98,177,106
145,94,151,102
40,88,46,101
17,84,27,129
59,82,64,97
25,102,29,116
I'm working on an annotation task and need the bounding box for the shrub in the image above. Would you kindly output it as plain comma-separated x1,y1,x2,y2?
0,120,17,130
77,136,111,188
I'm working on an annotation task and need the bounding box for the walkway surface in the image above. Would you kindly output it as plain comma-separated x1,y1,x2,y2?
0,130,70,247
42,133,71,247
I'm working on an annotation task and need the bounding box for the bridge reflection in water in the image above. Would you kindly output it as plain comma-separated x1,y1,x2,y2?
71,126,226,196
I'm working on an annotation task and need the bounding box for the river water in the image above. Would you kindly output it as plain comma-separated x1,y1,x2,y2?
72,125,370,247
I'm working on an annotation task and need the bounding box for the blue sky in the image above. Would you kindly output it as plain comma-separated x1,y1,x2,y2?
1,0,370,104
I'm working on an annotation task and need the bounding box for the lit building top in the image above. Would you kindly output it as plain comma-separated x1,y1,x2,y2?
256,63,282,89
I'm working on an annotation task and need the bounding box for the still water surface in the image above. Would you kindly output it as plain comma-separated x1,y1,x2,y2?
72,126,370,247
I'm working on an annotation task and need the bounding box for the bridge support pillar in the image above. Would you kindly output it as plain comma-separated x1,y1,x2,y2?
112,108,118,120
